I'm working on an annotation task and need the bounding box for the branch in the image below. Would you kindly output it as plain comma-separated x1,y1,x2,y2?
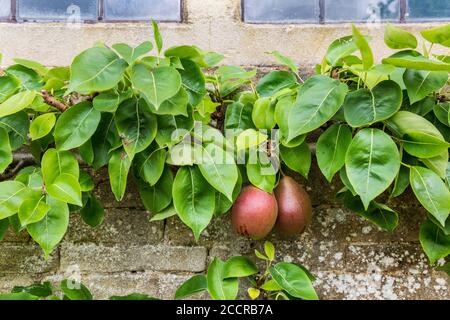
41,90,69,112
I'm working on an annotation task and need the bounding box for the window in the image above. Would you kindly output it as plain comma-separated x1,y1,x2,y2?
242,0,450,23
407,0,450,21
0,0,10,19
0,0,182,22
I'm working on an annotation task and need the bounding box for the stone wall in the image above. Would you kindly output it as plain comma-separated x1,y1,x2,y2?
1,161,449,300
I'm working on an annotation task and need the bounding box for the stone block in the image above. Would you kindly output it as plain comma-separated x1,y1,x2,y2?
60,243,207,273
67,208,164,244
0,244,58,274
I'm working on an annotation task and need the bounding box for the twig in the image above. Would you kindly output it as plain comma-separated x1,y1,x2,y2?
41,90,69,112
0,160,34,181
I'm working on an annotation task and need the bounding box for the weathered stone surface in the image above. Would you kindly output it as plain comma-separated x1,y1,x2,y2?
0,244,58,274
92,169,144,209
60,243,207,273
381,272,450,300
1,228,30,243
67,208,164,244
345,243,430,274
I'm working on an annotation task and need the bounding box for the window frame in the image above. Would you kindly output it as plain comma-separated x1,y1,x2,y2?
241,0,449,24
0,0,184,23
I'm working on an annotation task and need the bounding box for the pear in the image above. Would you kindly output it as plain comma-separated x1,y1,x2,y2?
231,186,278,240
274,176,312,236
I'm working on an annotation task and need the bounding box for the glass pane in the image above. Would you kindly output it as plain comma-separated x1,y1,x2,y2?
0,0,10,19
407,0,450,21
17,0,98,22
104,0,181,21
326,0,400,22
243,0,320,23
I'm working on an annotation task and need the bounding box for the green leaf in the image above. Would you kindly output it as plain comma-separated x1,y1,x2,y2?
248,288,260,300
108,149,131,201
93,89,132,113
54,102,101,151
343,80,402,127
434,102,450,127
402,131,449,159
155,109,194,147
264,241,276,261
115,98,157,159
420,219,450,265
247,152,277,193
225,101,255,131
325,35,358,66
112,41,153,65
137,166,173,214
13,58,48,76
0,126,12,174
150,205,177,221
41,148,79,186
280,143,311,179
66,47,128,95
252,97,276,130
131,64,181,110
149,87,189,116
12,282,53,298
152,19,163,53
270,262,318,300
91,113,121,170
179,59,206,107
173,166,216,240
0,74,21,104
352,24,374,70
256,71,297,97
384,24,418,49
343,193,399,232
422,151,448,179
0,292,39,300
410,166,450,227
260,279,283,291
175,275,207,300
269,51,298,74
27,196,69,258
316,124,352,182
6,64,41,91
437,262,450,276
0,111,30,151
135,144,166,186
223,256,258,278
60,280,93,300
207,257,239,300
0,181,30,220
421,24,450,47
0,90,36,118
345,129,400,210
47,174,82,207
198,143,238,202
0,218,8,241
18,195,49,228
391,165,410,198
214,169,242,216
404,69,448,104
235,129,268,151
80,194,104,228
30,113,56,141
382,50,450,72
287,75,348,141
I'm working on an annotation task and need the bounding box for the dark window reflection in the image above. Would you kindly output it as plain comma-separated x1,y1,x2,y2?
104,0,181,21
326,0,400,22
243,0,320,23
407,0,450,20
17,0,98,21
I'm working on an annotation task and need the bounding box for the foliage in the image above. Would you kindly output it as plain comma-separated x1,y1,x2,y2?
0,279,157,300
0,22,449,274
175,241,318,300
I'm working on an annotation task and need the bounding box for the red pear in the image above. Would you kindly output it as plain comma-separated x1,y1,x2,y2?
231,186,278,240
274,176,312,236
